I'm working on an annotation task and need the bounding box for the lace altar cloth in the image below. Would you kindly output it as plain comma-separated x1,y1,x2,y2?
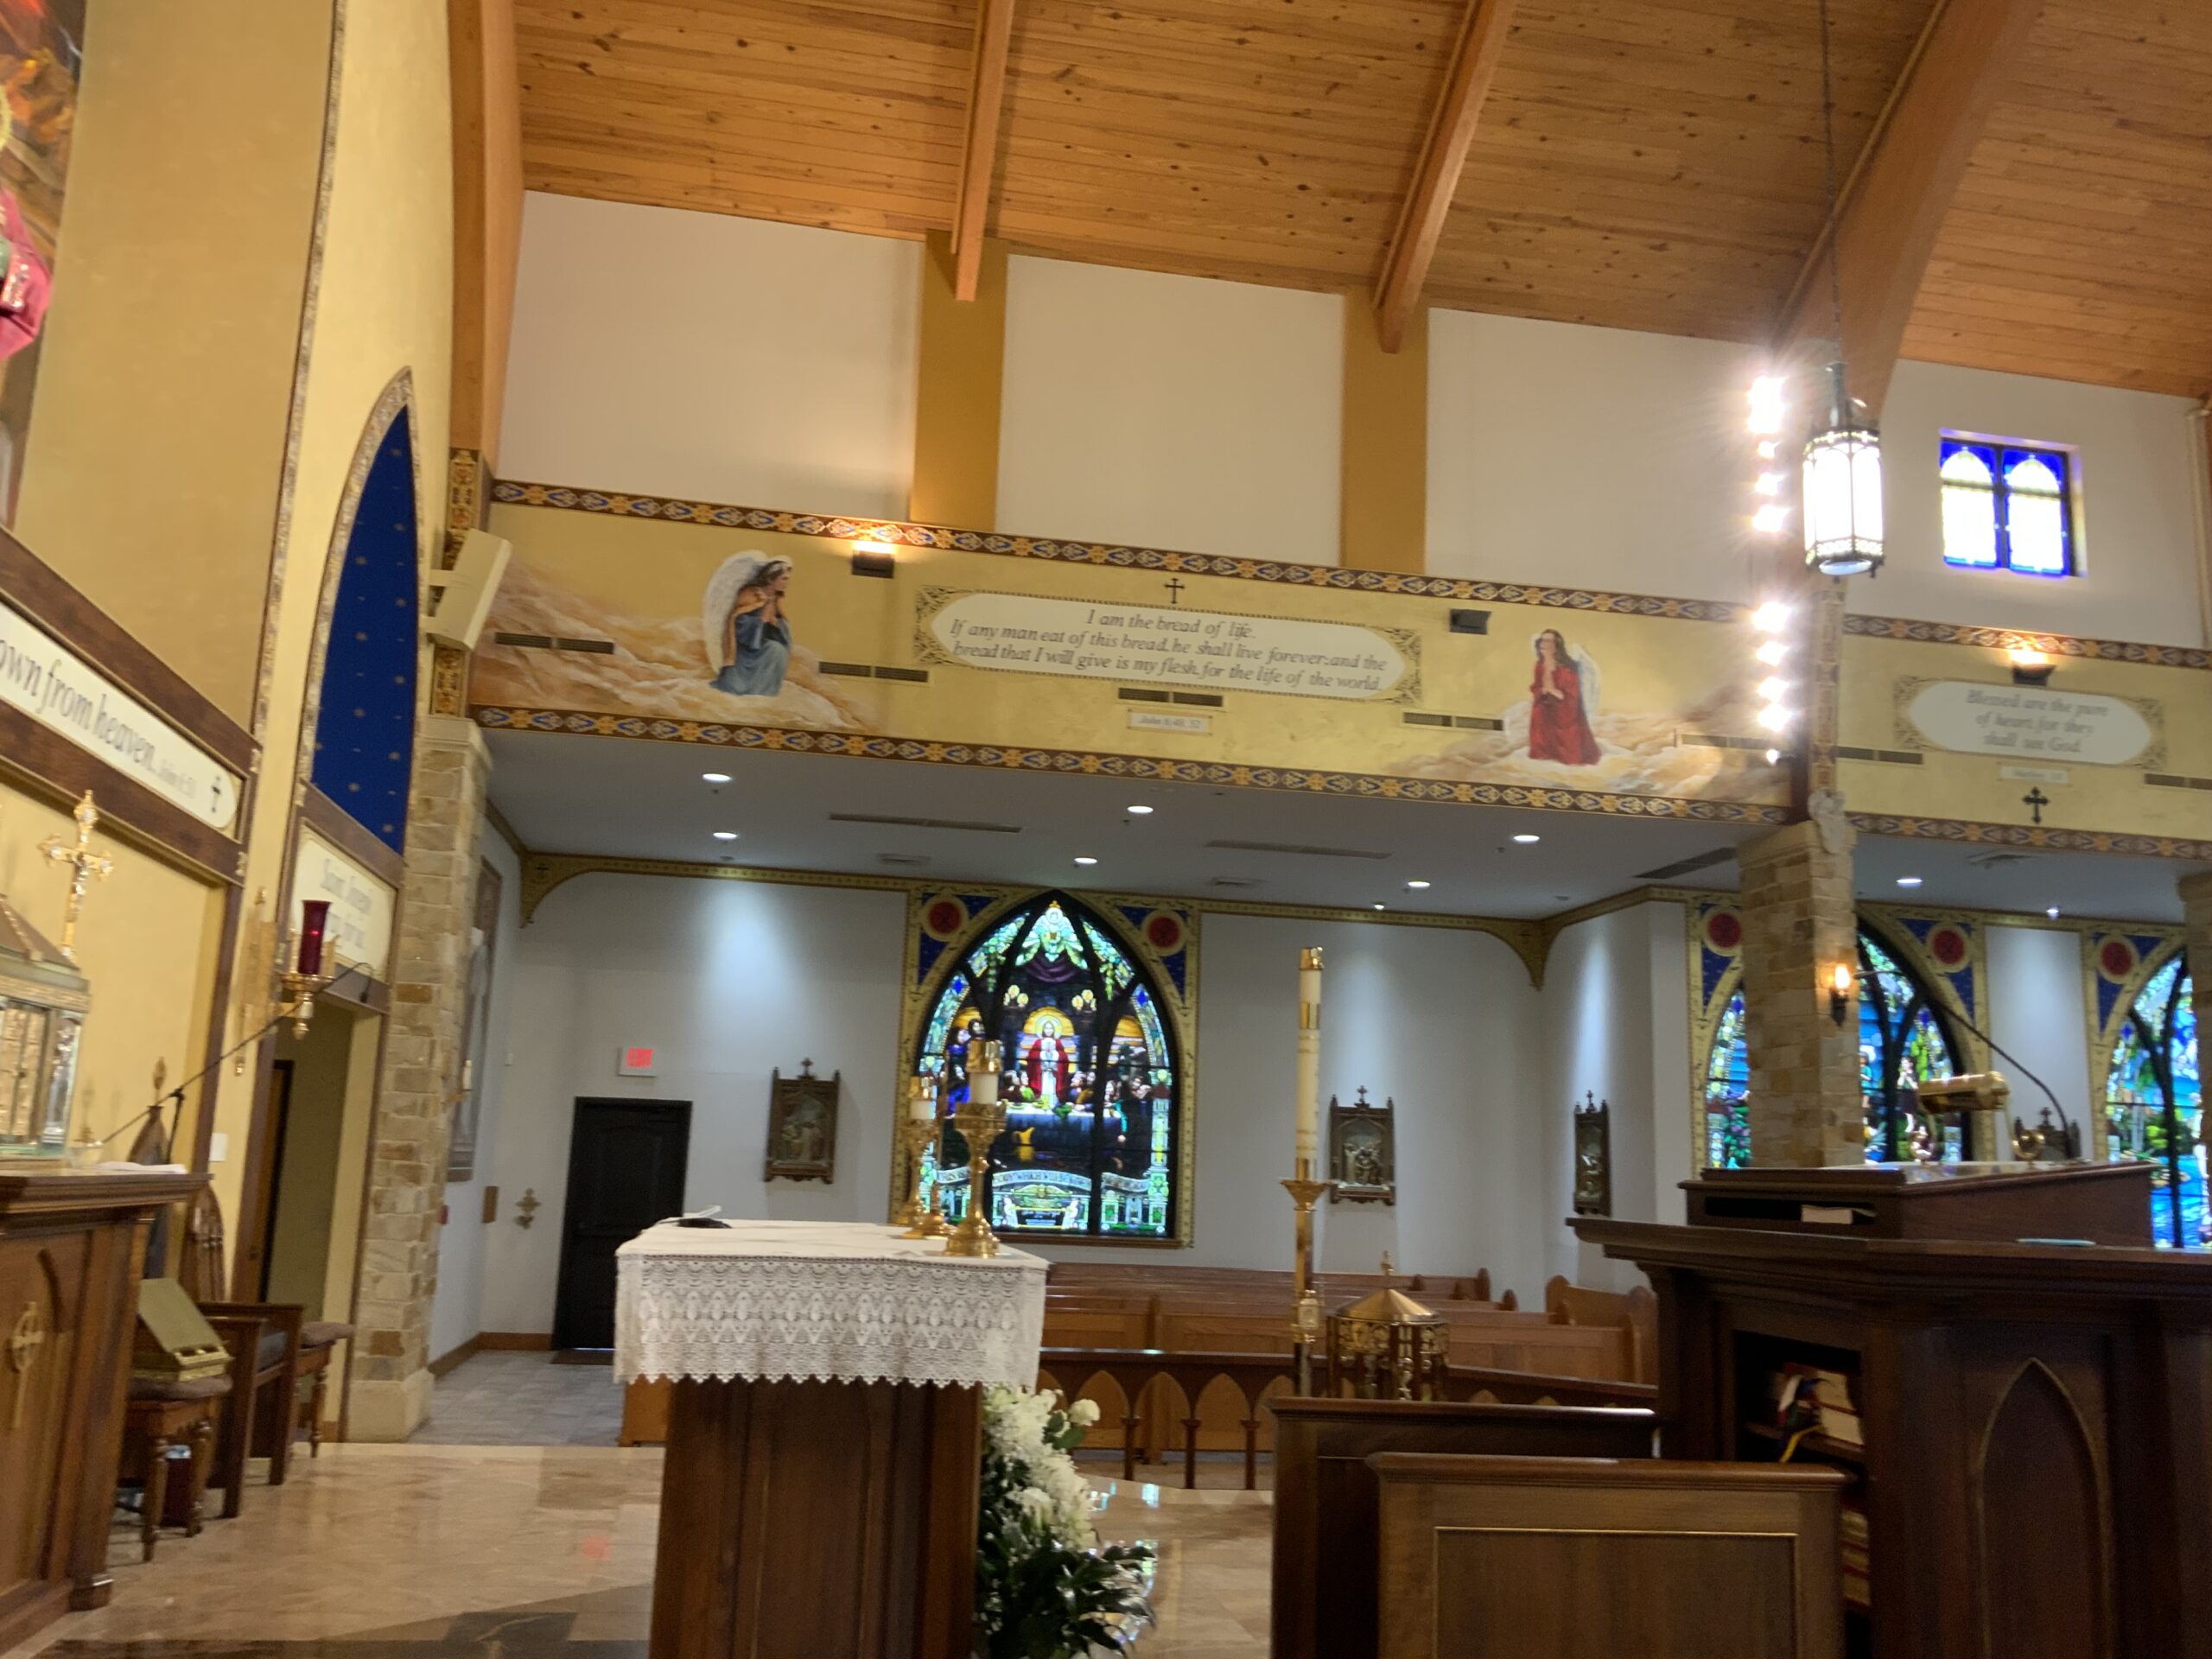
614,1220,1048,1389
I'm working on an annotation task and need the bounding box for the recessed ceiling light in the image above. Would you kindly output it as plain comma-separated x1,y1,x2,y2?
1512,833,1541,845
1127,804,1154,816
1405,880,1432,890
1372,903,1386,911
1896,875,1923,887
712,830,739,841
2046,906,2063,919
702,772,731,784
1073,855,1098,866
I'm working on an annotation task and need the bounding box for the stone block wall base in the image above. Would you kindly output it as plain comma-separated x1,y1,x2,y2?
348,1368,435,1441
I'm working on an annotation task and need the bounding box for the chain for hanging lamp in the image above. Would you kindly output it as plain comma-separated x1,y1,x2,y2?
1801,0,1884,579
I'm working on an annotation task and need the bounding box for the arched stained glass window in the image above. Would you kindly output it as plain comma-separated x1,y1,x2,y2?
1703,991,1751,1169
913,893,1179,1241
1938,436,2075,576
1859,928,1961,1161
2105,958,2202,1248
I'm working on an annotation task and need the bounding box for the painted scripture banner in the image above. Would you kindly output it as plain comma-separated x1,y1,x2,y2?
0,600,242,829
292,825,395,980
917,588,1416,702
1902,679,2156,767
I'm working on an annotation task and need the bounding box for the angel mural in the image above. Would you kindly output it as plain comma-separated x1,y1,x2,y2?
1527,627,1603,766
702,552,795,696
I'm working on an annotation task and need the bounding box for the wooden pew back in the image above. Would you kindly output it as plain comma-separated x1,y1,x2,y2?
1270,1395,1658,1659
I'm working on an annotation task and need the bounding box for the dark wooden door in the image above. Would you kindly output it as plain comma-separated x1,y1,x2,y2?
551,1098,690,1351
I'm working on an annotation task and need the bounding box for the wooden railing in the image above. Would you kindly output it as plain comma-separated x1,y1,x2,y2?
1036,1346,1658,1490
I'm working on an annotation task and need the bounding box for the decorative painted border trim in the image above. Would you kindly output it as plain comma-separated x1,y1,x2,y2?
471,706,1791,828
1847,810,2212,862
249,1,348,743
1846,613,2211,671
487,479,1745,621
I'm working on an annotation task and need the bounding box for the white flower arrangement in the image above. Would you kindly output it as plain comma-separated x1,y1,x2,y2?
974,1387,1151,1659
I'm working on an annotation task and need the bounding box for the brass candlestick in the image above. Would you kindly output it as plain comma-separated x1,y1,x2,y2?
1282,1158,1333,1395
944,1039,1007,1258
897,1112,951,1238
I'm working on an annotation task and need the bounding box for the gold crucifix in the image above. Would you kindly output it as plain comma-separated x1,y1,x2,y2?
40,790,112,962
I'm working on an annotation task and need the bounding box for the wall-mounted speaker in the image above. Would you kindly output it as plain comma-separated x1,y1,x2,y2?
427,529,512,651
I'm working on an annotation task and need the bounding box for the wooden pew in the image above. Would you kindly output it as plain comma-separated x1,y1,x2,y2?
1544,1273,1658,1384
1371,1455,1847,1659
1270,1395,1659,1659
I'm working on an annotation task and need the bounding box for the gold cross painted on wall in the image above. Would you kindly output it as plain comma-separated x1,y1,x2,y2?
9,1301,48,1430
40,790,112,962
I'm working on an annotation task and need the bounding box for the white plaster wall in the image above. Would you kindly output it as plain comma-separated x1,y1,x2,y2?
478,874,909,1335
427,824,522,1364
1986,922,2096,1133
472,881,1554,1329
1540,902,1689,1293
1427,311,1765,601
1872,362,2205,648
499,193,920,517
997,258,1344,565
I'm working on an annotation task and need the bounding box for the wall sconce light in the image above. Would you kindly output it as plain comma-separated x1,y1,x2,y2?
1829,961,1854,1027
850,537,897,578
2008,645,2055,687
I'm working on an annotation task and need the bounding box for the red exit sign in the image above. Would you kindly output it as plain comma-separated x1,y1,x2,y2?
618,1046,658,1077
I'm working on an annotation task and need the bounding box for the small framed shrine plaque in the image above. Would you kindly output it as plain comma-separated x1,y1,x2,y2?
764,1059,839,1184
1328,1087,1395,1205
1573,1091,1611,1217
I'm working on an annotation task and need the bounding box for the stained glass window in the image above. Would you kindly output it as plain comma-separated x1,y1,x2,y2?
913,893,1179,1241
1703,991,1751,1169
1859,929,1961,1161
2105,958,2203,1249
1938,437,2075,576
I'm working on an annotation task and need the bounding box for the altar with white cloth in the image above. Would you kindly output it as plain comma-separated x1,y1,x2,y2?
615,1219,1048,1659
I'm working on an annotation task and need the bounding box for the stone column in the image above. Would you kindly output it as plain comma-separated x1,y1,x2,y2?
347,714,490,1440
1738,800,1863,1166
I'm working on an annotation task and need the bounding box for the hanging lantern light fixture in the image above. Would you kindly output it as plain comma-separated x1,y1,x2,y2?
1800,0,1883,580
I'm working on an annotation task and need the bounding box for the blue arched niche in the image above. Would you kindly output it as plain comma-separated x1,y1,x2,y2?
311,407,418,853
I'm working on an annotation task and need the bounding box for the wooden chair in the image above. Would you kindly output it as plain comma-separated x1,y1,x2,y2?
177,1190,325,1511
118,1375,227,1560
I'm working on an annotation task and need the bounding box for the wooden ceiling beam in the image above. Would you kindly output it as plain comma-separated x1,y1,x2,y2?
950,0,1018,302
1373,0,1519,354
1770,0,2043,418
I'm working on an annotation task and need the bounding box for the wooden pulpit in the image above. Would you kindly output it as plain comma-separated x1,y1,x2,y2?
616,1219,1047,1659
0,1169,207,1651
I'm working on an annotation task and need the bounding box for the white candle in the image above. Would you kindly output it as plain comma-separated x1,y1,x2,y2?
967,1039,1001,1106
907,1077,937,1122
1296,946,1322,1170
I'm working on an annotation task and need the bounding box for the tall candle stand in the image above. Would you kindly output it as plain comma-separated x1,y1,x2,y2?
944,1039,1007,1259
896,1078,952,1239
1282,1160,1332,1395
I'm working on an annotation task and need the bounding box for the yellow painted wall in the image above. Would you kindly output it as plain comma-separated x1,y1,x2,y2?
1839,632,2212,842
0,791,221,1166
14,2,334,724
200,0,455,1234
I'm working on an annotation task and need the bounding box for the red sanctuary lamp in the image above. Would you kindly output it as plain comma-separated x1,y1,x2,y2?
279,899,334,1038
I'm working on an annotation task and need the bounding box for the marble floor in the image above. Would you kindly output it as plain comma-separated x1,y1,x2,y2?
407,1353,624,1446
9,1445,1268,1659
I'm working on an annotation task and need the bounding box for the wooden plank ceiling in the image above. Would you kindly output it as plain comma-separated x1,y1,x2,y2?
515,0,2212,397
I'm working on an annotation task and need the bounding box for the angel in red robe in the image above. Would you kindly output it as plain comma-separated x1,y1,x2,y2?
1527,627,1602,766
